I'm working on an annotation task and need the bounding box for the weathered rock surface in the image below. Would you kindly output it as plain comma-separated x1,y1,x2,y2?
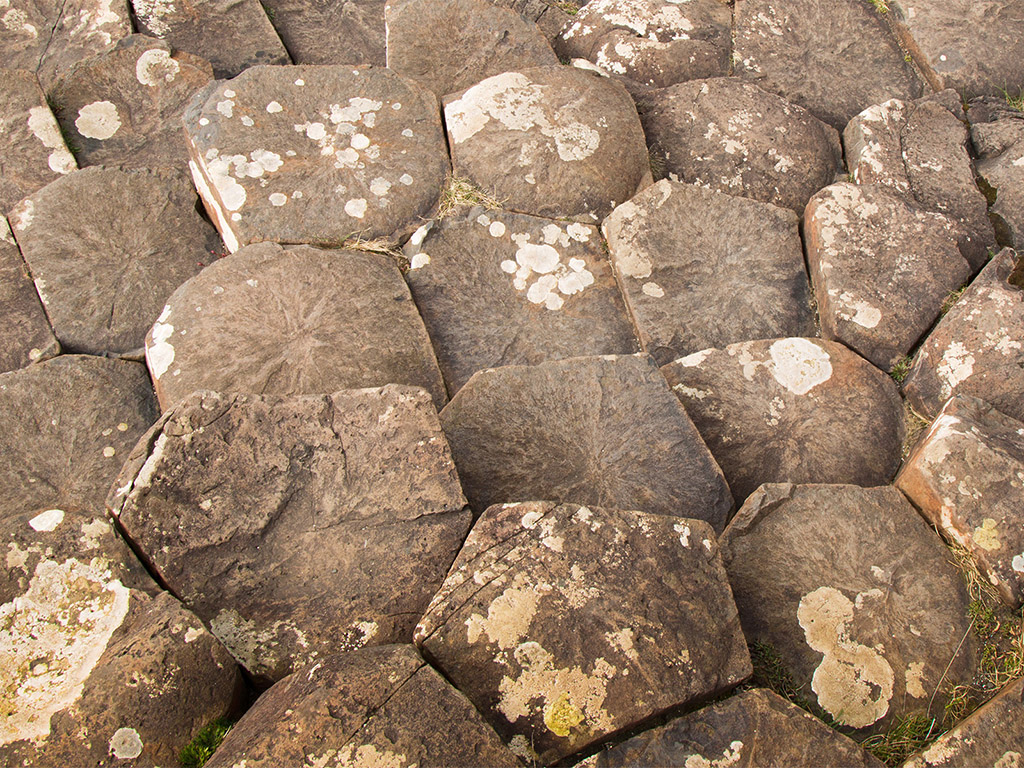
971,99,1024,249
844,93,995,270
8,166,221,356
132,0,289,78
108,387,472,682
145,242,447,411
603,180,815,364
386,0,558,98
439,354,734,529
184,64,448,250
404,209,638,393
50,35,213,169
555,0,731,88
207,645,519,767
721,483,977,734
592,688,885,767
661,338,905,503
639,78,843,212
804,182,972,370
496,0,570,41
0,218,59,373
444,66,649,221
897,395,1024,608
0,355,157,519
416,501,752,764
903,248,1024,422
0,70,77,211
259,0,386,65
732,0,922,129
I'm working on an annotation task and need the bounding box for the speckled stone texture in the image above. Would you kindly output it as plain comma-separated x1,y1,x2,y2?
970,98,1024,249
415,501,751,764
258,0,387,65
0,218,59,373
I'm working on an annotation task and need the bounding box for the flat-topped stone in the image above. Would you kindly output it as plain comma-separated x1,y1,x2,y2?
0,218,59,373
259,0,386,65
971,99,1024,249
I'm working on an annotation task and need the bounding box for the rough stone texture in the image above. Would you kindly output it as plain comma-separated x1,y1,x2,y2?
844,94,995,271
145,242,447,411
8,166,221,356
0,508,240,768
593,688,885,767
971,99,1024,249
805,181,972,371
0,70,77,212
184,64,449,251
732,0,923,129
0,355,157,520
897,395,1024,608
108,387,472,682
0,218,59,373
207,645,520,768
721,483,977,734
554,0,731,88
444,66,649,221
404,209,638,394
439,354,734,530
902,677,1024,768
131,0,289,78
415,501,752,764
49,35,213,170
495,0,570,42
602,180,815,364
661,338,905,503
639,77,843,212
903,248,1024,422
259,0,386,65
386,0,558,97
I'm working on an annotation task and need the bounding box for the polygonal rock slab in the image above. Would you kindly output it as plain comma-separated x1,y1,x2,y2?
602,180,815,364
0,355,157,520
0,70,77,212
897,395,1024,608
903,248,1024,422
8,166,221,356
497,0,571,42
444,66,649,221
404,210,638,394
805,182,972,370
259,0,386,65
593,688,885,767
145,242,447,411
554,0,731,88
132,0,289,78
639,78,843,212
971,99,1024,249
732,0,922,129
661,338,905,503
720,483,976,734
108,387,472,683
385,0,558,98
415,501,752,764
439,354,734,529
0,219,59,373
206,645,520,767
0,509,240,767
184,64,449,250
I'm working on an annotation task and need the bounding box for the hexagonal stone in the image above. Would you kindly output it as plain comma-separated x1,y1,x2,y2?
0,218,59,373
108,387,472,682
602,180,815,364
439,354,734,530
639,78,843,212
184,64,449,251
444,66,649,221
0,70,77,212
416,501,752,764
144,242,447,411
971,98,1024,249
733,0,922,129
259,0,386,66
903,248,1024,422
404,210,638,394
661,338,905,503
8,167,221,356
0,355,157,520
897,395,1024,608
385,0,558,98
721,483,976,734
554,0,731,88
206,645,520,767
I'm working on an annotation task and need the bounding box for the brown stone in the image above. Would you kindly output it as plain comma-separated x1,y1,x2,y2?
494,0,570,42
971,100,1024,249
0,218,59,373
259,0,386,66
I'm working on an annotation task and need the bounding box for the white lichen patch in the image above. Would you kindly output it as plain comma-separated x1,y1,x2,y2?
487,224,599,310
905,661,927,698
465,574,552,650
135,47,179,85
26,107,75,174
767,338,833,395
332,743,408,768
682,740,745,768
344,198,367,219
604,627,639,662
641,281,664,298
132,0,176,35
109,727,143,759
936,341,976,399
146,310,175,379
833,291,882,329
29,509,64,532
75,100,121,140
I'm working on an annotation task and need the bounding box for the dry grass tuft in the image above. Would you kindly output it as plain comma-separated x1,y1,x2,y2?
437,176,503,219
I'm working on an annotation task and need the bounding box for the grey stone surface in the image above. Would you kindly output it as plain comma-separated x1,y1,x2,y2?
971,99,1024,249
259,0,386,65
0,218,59,373
494,0,570,42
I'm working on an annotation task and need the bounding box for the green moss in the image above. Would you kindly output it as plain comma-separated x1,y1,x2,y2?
179,718,234,768
889,356,913,383
862,713,939,766
940,286,967,316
